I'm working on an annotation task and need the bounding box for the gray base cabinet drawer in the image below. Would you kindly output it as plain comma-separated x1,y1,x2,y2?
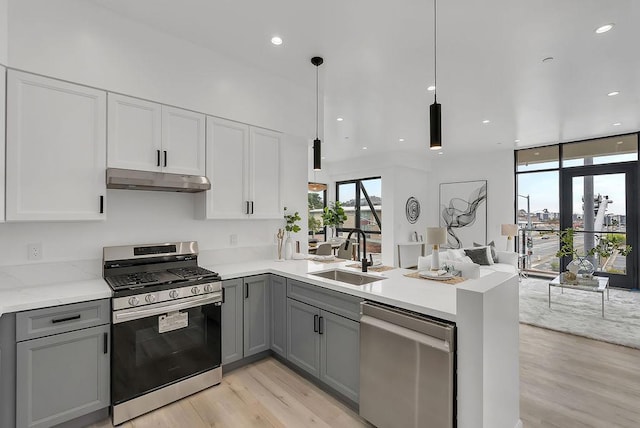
287,279,362,321
320,311,360,402
222,279,244,365
16,324,110,428
16,299,110,341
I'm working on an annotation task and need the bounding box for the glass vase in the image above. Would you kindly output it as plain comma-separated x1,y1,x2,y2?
567,258,595,278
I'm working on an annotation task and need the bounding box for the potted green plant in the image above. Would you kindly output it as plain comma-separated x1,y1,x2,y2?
556,228,632,279
322,201,348,240
283,208,301,259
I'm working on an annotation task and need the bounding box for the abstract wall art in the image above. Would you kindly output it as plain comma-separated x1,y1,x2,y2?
439,180,487,248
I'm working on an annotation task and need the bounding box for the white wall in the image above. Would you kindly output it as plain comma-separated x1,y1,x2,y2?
427,149,515,249
0,0,309,265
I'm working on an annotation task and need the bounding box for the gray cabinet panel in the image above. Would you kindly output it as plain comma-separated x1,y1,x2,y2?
0,313,17,428
287,279,363,321
270,275,287,358
16,324,110,428
320,310,360,402
16,299,110,341
222,278,244,365
243,275,270,357
286,298,320,377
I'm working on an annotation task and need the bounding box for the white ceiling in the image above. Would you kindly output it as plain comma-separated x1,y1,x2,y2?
90,0,640,162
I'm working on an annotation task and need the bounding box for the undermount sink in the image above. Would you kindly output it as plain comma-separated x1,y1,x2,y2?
310,269,385,286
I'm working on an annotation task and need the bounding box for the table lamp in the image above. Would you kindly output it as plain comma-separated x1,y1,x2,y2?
501,224,518,251
426,227,447,270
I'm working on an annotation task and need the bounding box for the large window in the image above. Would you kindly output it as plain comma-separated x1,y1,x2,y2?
515,133,638,289
336,177,382,254
308,183,327,241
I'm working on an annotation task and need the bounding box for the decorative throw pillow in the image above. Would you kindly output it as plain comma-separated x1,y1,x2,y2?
447,248,466,260
464,247,493,266
474,241,498,263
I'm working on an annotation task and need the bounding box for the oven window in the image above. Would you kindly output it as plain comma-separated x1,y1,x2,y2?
112,303,221,405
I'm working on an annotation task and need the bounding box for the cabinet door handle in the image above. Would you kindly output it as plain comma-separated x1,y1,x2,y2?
103,332,108,354
222,287,226,304
251,201,254,214
99,196,104,214
163,150,167,167
319,316,324,335
314,314,319,333
51,314,81,324
245,201,251,215
156,149,161,167
245,283,249,299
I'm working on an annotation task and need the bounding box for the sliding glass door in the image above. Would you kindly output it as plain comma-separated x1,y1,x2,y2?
560,163,637,289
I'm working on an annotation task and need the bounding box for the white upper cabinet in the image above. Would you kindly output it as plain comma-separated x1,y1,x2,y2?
0,66,5,223
107,94,205,175
199,116,282,219
250,127,282,219
161,106,206,176
107,94,161,172
6,70,107,222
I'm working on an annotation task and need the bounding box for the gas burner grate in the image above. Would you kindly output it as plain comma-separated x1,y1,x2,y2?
107,272,159,288
168,266,218,279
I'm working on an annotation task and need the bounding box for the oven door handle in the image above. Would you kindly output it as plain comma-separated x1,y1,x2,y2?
113,292,222,324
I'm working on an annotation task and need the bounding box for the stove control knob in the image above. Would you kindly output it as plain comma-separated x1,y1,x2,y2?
191,286,200,295
128,296,140,307
169,290,180,299
145,294,156,304
204,284,213,293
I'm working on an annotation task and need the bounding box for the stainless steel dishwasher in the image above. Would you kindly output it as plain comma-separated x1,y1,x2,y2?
359,301,456,428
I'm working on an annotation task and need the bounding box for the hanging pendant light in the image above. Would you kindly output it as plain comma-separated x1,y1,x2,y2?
430,0,442,150
311,56,324,170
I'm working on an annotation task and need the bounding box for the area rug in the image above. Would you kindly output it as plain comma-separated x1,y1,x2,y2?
519,277,640,349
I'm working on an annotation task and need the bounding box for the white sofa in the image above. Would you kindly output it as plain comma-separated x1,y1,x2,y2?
418,247,518,279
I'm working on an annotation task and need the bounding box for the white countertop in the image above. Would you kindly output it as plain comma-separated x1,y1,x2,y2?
0,258,472,321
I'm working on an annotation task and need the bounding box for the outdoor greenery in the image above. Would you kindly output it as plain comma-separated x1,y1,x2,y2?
283,208,301,234
308,215,322,236
556,228,632,260
308,193,324,209
322,201,347,229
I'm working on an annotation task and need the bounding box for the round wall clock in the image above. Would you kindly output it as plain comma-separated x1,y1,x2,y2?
405,197,420,224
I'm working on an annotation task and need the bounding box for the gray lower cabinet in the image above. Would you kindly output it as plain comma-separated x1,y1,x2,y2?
243,275,271,357
286,297,360,402
270,275,287,358
222,278,244,364
13,299,111,428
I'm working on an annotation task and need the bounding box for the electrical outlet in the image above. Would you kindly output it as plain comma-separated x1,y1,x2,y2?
230,234,238,246
28,243,43,261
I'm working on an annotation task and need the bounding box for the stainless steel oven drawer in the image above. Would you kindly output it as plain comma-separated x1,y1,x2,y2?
16,299,110,341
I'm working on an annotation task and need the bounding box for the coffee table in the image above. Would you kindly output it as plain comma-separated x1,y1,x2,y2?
548,275,609,317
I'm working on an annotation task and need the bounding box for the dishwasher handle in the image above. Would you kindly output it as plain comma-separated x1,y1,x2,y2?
360,314,453,353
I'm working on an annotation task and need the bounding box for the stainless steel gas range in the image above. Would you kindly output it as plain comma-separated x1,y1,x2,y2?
103,241,222,425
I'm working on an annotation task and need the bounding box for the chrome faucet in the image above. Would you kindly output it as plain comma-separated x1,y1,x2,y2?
344,229,371,272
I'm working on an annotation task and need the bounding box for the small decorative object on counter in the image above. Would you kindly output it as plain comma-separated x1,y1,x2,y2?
284,208,301,260
276,229,285,260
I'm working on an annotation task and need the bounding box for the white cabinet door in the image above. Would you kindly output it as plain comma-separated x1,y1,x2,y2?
250,127,282,219
161,106,205,176
203,116,249,219
0,66,5,223
107,93,162,172
6,71,107,221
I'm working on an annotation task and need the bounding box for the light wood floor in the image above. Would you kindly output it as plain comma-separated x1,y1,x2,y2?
91,325,640,428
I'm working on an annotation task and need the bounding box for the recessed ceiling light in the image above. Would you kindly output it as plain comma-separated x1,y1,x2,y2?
613,122,622,126
362,146,368,150
345,136,350,140
482,119,490,124
321,156,326,159
515,139,520,143
399,138,405,142
438,151,443,155
497,142,503,145
607,91,620,97
542,57,554,63
595,24,614,34
337,117,344,122
270,36,283,45
616,141,624,145
427,85,436,91
534,152,540,156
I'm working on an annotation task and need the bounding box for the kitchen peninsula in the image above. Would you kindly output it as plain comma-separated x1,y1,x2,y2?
0,256,520,428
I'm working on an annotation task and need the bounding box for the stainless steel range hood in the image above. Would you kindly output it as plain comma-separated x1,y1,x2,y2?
106,168,211,193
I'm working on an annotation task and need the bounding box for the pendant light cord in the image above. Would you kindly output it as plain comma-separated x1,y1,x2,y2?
315,65,319,138
434,0,437,103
